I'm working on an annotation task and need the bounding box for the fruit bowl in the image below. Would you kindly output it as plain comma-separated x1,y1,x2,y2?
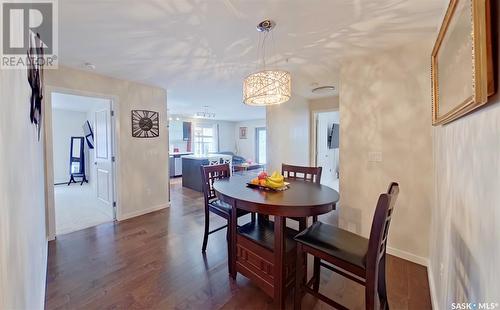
246,181,290,192
247,171,289,191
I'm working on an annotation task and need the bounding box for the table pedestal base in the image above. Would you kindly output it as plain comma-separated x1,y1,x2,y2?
232,219,306,308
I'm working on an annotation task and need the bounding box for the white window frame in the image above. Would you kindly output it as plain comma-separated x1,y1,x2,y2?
194,124,216,155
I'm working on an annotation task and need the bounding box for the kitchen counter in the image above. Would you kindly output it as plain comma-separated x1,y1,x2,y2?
181,153,230,160
169,152,193,156
181,156,209,191
169,152,193,177
181,154,232,191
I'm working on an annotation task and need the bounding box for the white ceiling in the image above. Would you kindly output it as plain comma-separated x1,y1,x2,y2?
58,0,445,121
52,92,110,112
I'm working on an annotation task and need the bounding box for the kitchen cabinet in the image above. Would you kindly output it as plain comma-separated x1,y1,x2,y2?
169,152,193,177
182,122,191,141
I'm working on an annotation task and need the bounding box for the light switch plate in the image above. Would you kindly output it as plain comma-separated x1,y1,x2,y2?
368,151,382,162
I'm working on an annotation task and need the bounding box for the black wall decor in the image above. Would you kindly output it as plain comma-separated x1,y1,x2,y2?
327,123,339,149
83,120,95,149
68,136,88,185
27,33,44,140
131,110,159,138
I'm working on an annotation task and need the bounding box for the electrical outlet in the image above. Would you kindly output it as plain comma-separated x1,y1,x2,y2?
368,151,382,162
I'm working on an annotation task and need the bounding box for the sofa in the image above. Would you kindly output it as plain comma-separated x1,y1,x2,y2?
217,151,247,165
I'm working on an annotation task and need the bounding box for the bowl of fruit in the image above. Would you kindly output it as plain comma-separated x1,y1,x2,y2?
248,171,289,191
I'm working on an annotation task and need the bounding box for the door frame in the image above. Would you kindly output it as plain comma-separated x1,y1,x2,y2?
43,86,119,240
255,127,266,164
310,108,339,167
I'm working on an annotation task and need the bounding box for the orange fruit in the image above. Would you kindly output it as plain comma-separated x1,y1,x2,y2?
259,179,267,186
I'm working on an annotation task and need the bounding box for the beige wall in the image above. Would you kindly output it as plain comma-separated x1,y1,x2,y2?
339,43,434,264
266,95,310,172
429,2,500,307
309,96,339,111
44,66,169,238
0,69,47,309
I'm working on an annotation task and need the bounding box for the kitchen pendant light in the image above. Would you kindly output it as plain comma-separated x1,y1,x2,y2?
195,106,216,119
243,20,291,106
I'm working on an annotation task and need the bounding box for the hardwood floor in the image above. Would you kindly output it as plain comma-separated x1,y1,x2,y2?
45,177,432,309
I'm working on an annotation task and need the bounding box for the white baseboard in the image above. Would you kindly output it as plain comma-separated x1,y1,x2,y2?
118,203,169,221
427,265,439,310
387,246,429,267
41,239,48,310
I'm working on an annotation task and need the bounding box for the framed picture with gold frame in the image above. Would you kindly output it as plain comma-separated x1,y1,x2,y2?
431,0,495,126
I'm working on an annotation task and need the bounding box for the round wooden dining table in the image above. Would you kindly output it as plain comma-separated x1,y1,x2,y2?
213,174,339,309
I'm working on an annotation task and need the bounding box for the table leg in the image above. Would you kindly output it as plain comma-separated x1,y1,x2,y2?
294,243,304,310
298,218,307,287
274,216,286,309
229,199,237,279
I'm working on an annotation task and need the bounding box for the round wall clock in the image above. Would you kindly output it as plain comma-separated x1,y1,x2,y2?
131,110,159,138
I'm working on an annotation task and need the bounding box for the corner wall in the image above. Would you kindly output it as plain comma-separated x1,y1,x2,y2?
339,43,434,264
44,66,169,237
266,95,310,172
429,2,500,307
0,69,47,309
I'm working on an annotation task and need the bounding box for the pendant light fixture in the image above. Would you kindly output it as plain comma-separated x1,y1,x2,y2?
243,20,291,106
194,106,216,119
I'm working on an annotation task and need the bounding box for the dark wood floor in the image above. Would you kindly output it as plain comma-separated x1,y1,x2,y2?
45,177,432,309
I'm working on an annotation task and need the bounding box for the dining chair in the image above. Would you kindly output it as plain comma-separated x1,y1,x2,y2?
208,155,221,166
282,163,323,225
282,163,323,184
200,163,254,253
294,182,400,310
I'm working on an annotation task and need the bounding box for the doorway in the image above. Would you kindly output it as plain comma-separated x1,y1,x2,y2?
315,111,339,191
50,92,116,235
255,127,266,164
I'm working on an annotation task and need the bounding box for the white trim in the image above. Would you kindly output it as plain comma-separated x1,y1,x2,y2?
387,246,429,267
118,203,169,221
41,240,48,309
43,86,120,240
427,264,439,310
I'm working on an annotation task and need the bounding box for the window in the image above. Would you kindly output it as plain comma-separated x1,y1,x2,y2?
194,125,215,155
255,127,266,164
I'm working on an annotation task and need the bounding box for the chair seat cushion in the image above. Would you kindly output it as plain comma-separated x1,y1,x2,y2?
238,221,297,252
209,199,249,217
209,199,232,214
294,222,368,269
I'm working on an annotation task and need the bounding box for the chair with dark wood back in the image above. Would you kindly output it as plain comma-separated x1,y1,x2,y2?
294,182,400,310
282,164,322,184
282,163,323,224
200,163,253,253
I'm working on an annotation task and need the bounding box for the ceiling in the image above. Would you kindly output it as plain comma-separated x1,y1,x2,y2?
58,0,445,121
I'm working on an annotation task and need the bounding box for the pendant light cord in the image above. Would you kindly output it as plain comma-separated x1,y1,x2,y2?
256,30,272,71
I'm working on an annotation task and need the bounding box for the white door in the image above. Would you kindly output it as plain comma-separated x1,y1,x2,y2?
95,109,114,214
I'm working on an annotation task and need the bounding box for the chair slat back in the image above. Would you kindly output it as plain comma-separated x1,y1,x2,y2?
366,182,399,267
200,163,231,202
282,164,322,184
